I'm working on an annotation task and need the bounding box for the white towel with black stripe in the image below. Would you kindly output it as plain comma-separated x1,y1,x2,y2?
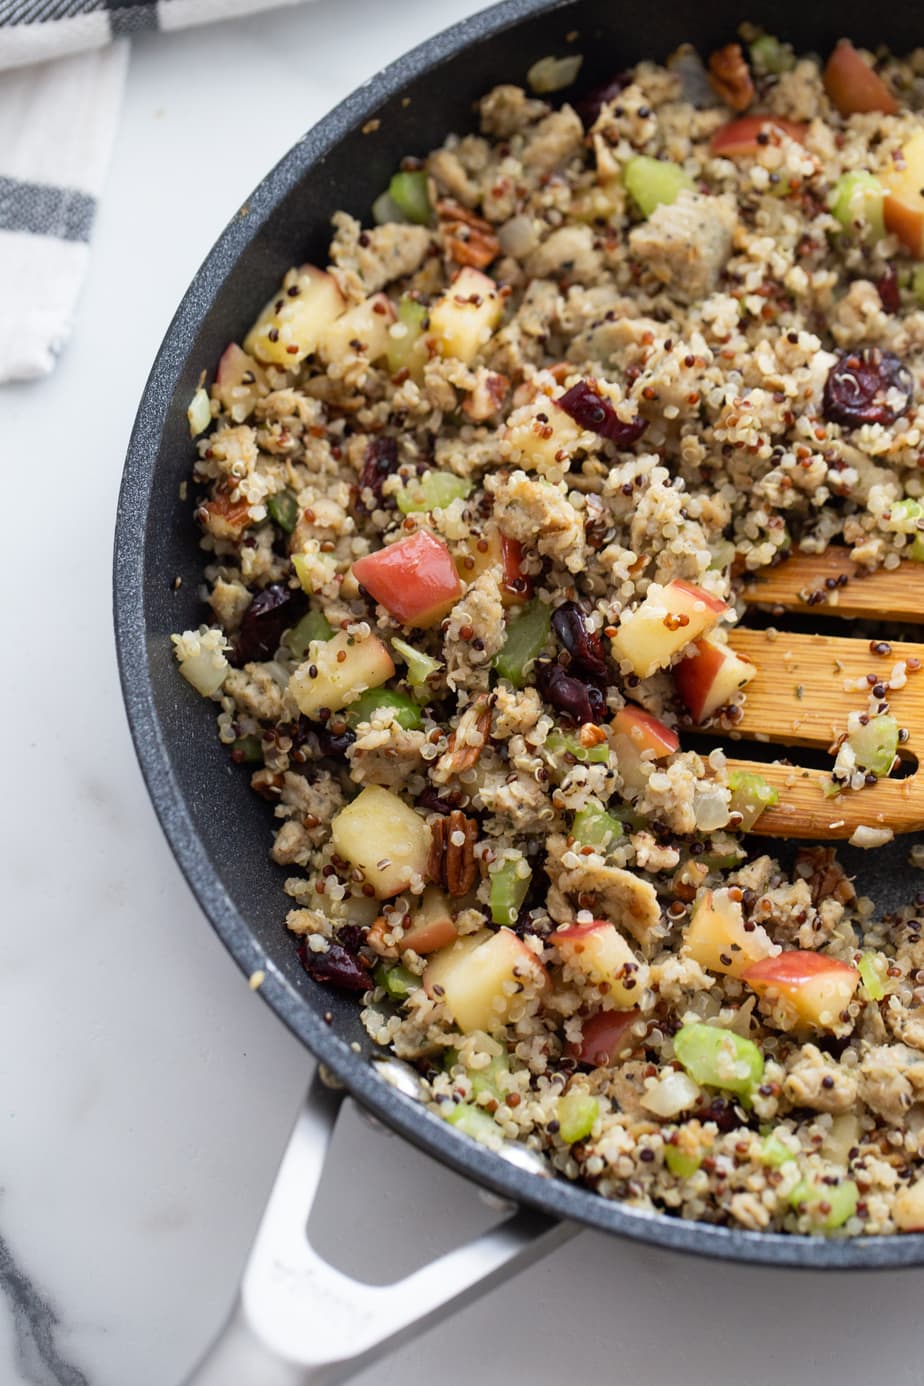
0,0,303,383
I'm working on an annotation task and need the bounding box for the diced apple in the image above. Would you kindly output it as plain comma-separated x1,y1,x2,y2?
609,580,729,679
823,39,898,116
503,394,584,472
428,267,504,365
674,637,756,723
330,784,431,899
214,343,267,422
289,630,394,718
352,531,463,629
401,886,459,954
610,703,678,795
741,950,860,1031
455,527,531,607
317,293,396,366
893,1175,924,1231
553,922,649,1007
244,264,346,367
682,888,778,978
197,491,254,540
881,132,924,258
566,1008,641,1067
423,928,548,1033
710,114,807,157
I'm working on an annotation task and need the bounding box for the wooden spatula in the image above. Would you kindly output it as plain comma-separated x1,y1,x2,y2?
721,551,924,839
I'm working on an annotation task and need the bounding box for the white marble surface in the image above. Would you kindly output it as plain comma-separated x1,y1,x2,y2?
4,3,924,1382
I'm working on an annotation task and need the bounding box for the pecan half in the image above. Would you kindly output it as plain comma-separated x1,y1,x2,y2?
427,810,478,897
432,696,493,784
437,198,501,269
795,847,857,908
708,43,754,112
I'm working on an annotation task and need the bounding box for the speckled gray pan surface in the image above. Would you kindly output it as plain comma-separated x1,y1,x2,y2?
114,0,924,1267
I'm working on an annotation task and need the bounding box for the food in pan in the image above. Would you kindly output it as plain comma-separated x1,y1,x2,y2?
174,29,924,1235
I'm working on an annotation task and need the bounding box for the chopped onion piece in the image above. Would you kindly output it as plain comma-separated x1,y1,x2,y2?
849,824,895,849
187,386,212,438
640,1069,700,1117
172,626,230,697
527,53,583,94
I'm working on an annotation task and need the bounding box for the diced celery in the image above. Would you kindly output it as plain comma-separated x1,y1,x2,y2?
911,534,924,563
493,600,551,688
187,386,211,438
624,156,693,218
386,296,428,375
373,962,418,1000
443,1101,498,1143
829,171,885,240
545,730,610,765
664,1143,702,1178
749,34,795,74
608,803,649,831
345,687,423,731
727,769,780,831
700,846,746,870
673,1023,764,1100
292,551,336,594
884,498,924,534
230,734,263,764
759,1131,796,1167
858,951,887,1001
708,539,737,572
789,1176,859,1231
267,489,299,533
388,170,432,226
286,608,334,658
396,471,472,514
391,636,443,694
557,1090,599,1144
847,714,899,777
571,799,625,851
911,265,924,306
489,855,532,926
470,1052,510,1101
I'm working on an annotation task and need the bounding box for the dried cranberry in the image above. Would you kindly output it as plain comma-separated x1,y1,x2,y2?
316,724,356,758
552,601,609,682
822,348,913,428
690,1097,749,1134
575,72,631,129
358,436,399,501
336,924,366,955
232,584,298,665
556,381,647,447
299,939,370,992
416,786,457,815
875,267,900,315
535,660,607,726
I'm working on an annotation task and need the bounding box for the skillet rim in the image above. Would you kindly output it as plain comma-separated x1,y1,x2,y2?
113,0,924,1269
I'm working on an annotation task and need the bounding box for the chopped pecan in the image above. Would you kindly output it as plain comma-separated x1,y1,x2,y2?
437,198,501,269
197,491,254,539
432,696,493,784
367,916,401,959
427,810,478,897
463,369,510,421
250,768,285,800
708,43,754,112
795,847,857,908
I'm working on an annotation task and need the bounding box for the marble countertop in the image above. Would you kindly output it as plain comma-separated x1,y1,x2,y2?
4,3,924,1381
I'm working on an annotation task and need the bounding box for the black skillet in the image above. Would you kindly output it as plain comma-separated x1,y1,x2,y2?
114,0,924,1378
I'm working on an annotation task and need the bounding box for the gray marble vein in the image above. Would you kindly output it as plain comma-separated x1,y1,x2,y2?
0,1231,91,1386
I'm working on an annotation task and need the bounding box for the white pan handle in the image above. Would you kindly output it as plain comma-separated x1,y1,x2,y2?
182,1070,574,1385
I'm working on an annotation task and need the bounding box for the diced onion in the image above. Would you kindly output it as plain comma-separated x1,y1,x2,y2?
187,386,212,438
693,785,731,832
640,1069,700,1118
849,825,894,849
527,54,583,94
172,627,229,697
497,213,539,258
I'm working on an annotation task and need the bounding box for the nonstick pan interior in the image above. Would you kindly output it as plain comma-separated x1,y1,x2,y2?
115,0,924,1267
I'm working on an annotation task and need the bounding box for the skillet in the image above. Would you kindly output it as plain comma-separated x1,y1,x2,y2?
113,0,924,1378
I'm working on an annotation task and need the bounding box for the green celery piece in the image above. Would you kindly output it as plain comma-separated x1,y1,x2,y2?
545,730,610,765
699,846,746,870
557,1091,599,1144
847,714,899,777
749,34,795,74
346,687,423,731
911,265,924,306
911,533,924,563
493,600,551,688
884,498,924,533
396,471,472,515
608,803,648,831
489,855,532,926
286,609,334,659
391,636,443,693
389,170,432,226
571,799,624,851
230,734,263,764
789,1176,859,1231
858,951,886,1001
443,1102,498,1143
727,769,780,831
673,1023,764,1100
759,1131,797,1167
624,155,693,218
386,296,428,374
374,962,418,1000
267,489,299,533
708,539,737,572
470,1052,511,1101
664,1143,702,1178
829,171,885,240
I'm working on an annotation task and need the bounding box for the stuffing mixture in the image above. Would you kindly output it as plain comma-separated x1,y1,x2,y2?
173,30,924,1235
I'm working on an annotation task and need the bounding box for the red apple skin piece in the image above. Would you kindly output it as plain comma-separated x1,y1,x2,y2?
352,531,463,629
741,951,859,1029
611,704,679,757
674,638,756,724
566,1009,641,1067
823,39,898,116
711,115,807,156
501,535,532,603
669,579,728,615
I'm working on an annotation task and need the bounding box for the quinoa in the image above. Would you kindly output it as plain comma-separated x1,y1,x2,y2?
173,30,924,1237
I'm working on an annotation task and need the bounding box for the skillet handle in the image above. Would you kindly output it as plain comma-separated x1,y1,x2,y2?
182,1069,573,1385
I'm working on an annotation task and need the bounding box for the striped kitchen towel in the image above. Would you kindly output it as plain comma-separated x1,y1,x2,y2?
0,0,303,383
